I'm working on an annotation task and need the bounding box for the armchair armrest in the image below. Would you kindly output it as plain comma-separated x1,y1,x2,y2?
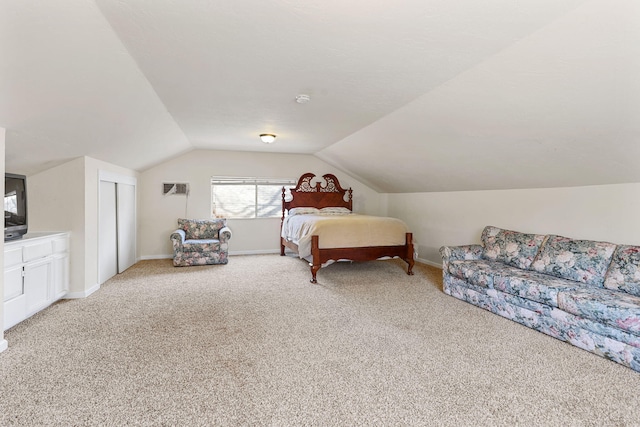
170,229,186,248
219,226,232,243
439,244,483,269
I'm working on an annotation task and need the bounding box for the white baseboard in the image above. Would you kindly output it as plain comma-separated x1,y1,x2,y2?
229,249,280,256
138,255,172,261
417,257,442,269
64,283,100,299
139,250,281,261
0,339,8,353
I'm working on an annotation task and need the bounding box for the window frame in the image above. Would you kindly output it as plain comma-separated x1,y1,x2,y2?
211,176,297,219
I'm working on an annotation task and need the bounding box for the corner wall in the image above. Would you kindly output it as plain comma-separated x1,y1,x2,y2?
139,150,383,258
387,183,640,266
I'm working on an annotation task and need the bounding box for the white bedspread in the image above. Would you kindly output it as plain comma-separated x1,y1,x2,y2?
281,213,409,259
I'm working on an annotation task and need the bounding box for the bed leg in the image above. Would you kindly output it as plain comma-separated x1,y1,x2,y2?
310,264,320,283
310,235,320,283
406,232,415,275
406,259,415,276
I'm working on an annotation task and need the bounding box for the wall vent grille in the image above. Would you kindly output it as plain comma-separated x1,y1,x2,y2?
163,183,189,195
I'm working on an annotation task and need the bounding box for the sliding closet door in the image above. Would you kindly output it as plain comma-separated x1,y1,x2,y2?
117,183,136,273
98,171,137,285
99,181,118,284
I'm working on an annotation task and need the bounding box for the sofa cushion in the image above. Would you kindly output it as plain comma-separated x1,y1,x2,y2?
550,305,640,349
558,287,640,336
481,226,546,270
178,218,226,240
181,240,221,253
604,245,640,297
173,251,228,266
530,235,616,287
448,259,524,289
493,269,585,308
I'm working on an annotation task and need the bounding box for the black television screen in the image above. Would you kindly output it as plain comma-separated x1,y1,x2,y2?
5,173,28,241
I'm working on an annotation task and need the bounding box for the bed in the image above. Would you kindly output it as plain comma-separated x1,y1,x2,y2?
280,172,415,283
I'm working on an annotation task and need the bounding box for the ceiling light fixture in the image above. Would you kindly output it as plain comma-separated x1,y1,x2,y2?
295,94,311,104
260,133,276,144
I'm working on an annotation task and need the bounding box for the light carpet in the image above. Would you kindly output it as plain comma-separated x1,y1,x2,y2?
1,255,639,426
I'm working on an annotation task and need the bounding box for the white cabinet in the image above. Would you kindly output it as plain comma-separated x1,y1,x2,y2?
4,265,26,329
23,257,52,316
3,232,70,331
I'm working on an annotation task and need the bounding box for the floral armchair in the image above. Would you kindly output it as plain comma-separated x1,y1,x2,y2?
170,218,232,266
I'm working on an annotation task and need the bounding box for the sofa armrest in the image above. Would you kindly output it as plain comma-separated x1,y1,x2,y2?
170,229,186,248
219,226,232,243
439,244,483,269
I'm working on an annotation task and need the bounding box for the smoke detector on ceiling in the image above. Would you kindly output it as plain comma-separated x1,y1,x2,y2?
295,94,311,104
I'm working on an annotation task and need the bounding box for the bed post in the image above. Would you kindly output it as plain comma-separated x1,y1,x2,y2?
280,187,286,256
310,235,321,283
405,233,415,275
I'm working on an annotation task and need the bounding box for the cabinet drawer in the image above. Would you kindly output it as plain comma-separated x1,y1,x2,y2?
4,265,24,301
22,240,53,262
4,247,23,268
52,237,69,253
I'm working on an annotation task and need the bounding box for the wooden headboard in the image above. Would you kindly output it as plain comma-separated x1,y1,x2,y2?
281,173,353,217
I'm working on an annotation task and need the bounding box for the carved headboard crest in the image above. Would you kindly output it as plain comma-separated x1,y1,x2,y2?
282,173,353,216
293,173,347,194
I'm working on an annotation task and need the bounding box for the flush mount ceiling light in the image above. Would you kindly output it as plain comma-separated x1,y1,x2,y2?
295,94,311,104
260,133,276,144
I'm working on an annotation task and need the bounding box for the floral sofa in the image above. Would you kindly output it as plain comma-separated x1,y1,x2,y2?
440,226,640,372
170,218,232,266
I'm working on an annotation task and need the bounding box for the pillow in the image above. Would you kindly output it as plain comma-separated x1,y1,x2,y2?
531,235,616,286
288,207,320,216
603,245,640,297
481,226,546,270
319,207,351,215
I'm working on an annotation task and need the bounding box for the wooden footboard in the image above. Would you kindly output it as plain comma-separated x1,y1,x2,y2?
308,232,415,283
281,233,415,283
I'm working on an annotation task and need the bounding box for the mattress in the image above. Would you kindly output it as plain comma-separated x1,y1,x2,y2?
281,212,409,259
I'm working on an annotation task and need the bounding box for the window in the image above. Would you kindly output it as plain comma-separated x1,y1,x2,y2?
211,177,296,219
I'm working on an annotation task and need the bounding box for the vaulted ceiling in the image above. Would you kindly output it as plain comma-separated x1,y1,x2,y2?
1,0,638,192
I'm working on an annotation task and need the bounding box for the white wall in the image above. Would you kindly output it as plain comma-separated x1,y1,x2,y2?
28,156,137,295
0,127,6,350
387,183,640,267
139,150,383,258
29,157,86,294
